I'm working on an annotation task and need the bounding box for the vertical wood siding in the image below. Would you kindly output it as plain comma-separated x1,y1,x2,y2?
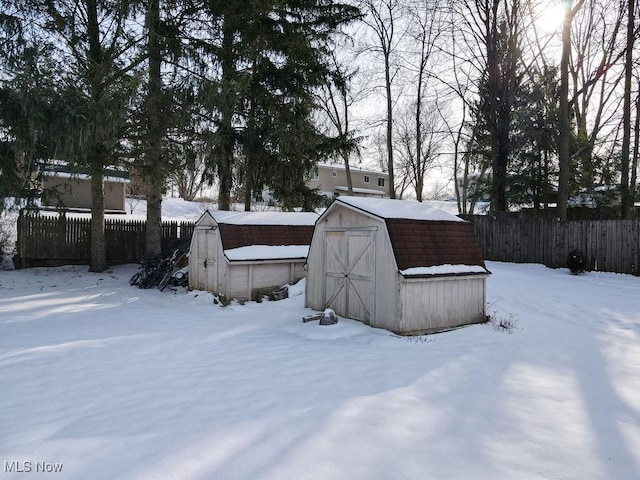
398,276,487,334
462,216,640,275
17,213,193,267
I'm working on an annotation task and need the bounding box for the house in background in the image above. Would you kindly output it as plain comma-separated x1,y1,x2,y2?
40,162,130,213
307,163,389,198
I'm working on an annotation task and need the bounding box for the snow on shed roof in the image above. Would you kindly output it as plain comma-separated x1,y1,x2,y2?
211,210,318,226
336,197,464,222
195,210,317,253
224,245,309,262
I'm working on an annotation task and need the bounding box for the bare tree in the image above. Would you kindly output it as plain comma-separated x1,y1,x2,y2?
170,142,207,201
558,1,584,220
359,0,405,199
395,101,445,201
316,48,366,195
400,0,443,201
620,0,637,218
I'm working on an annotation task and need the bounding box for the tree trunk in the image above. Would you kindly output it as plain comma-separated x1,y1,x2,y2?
146,177,163,257
217,16,235,211
342,95,353,195
558,1,585,220
620,0,635,219
384,51,396,199
630,82,639,209
89,163,107,272
87,0,107,272
145,0,164,258
558,7,573,221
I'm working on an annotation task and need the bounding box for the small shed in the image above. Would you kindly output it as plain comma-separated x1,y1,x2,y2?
189,210,318,302
305,197,490,335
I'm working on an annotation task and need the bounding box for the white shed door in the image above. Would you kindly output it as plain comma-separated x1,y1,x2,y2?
195,229,217,292
323,228,376,323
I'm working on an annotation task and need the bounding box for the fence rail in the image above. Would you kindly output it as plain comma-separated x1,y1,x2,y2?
17,212,195,268
16,211,640,275
461,215,640,275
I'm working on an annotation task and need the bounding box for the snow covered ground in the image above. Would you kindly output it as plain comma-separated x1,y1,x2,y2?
1,262,639,480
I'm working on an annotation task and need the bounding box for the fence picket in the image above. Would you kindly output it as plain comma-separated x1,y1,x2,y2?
461,215,639,276
17,212,196,268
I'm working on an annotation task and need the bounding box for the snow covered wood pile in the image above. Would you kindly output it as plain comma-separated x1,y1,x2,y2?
305,197,490,335
189,210,318,302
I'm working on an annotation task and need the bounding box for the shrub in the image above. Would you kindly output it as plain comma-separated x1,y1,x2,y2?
567,250,586,274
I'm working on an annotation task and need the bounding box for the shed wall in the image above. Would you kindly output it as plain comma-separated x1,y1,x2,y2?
306,204,398,329
226,261,306,301
398,275,487,334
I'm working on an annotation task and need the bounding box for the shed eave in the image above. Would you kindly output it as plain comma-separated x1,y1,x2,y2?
399,272,490,281
316,199,386,225
225,257,308,265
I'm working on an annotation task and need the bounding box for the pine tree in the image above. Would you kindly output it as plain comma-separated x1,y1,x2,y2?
201,0,361,210
2,0,138,272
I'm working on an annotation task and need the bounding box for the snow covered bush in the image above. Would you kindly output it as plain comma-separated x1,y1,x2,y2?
567,250,587,274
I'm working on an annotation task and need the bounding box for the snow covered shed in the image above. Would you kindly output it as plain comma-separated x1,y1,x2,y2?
189,210,318,302
305,197,490,335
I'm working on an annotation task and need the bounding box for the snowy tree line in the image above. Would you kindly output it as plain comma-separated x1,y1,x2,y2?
1,0,639,271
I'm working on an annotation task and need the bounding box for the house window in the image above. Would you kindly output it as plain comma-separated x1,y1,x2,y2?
308,168,319,180
332,171,337,177
364,175,370,183
378,177,385,187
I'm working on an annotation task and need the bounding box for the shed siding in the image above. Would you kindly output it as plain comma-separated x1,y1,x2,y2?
227,264,250,299
306,204,398,329
398,275,487,334
226,261,306,301
191,211,311,301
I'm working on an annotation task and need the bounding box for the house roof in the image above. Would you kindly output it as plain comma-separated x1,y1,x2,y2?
317,162,389,177
335,197,464,222
385,219,488,277
334,186,385,196
39,160,130,183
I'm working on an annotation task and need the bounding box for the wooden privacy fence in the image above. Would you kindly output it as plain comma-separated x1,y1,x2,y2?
17,212,195,268
461,215,640,275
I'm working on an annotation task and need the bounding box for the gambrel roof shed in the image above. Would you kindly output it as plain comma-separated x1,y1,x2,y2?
305,197,490,335
189,210,317,301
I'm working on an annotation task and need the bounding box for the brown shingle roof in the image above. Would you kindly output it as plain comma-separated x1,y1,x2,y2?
384,219,488,276
218,224,315,250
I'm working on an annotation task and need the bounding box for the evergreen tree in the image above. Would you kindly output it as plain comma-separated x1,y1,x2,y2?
508,67,558,210
201,0,361,210
132,0,198,257
1,0,138,272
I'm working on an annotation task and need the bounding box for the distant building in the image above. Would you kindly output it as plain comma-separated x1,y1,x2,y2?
307,163,389,198
40,162,130,213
